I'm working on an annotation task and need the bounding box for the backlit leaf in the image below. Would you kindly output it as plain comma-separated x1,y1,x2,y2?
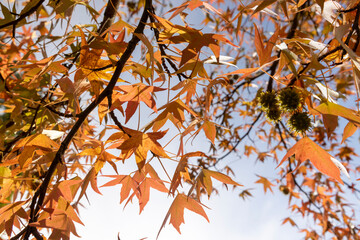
158,193,209,237
278,137,344,183
255,175,275,193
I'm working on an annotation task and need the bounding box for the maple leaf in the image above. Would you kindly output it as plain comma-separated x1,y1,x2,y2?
169,151,208,195
114,83,166,123
0,201,28,236
45,179,83,204
189,169,242,198
219,67,259,82
144,98,197,132
30,209,81,238
252,0,277,15
253,23,279,66
101,175,138,204
171,79,198,105
118,129,169,169
77,167,102,204
277,137,348,184
154,16,237,67
157,193,209,237
282,217,298,227
13,134,60,151
102,164,168,213
239,189,253,200
138,178,168,213
78,141,119,173
168,0,227,23
201,120,216,144
255,175,275,193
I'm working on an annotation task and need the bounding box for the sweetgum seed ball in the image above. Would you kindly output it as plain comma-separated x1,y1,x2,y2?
278,87,301,112
258,91,278,110
288,112,311,133
266,106,281,122
279,185,289,195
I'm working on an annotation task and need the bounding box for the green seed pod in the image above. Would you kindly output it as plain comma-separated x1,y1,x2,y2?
288,112,311,133
258,90,278,110
278,87,302,112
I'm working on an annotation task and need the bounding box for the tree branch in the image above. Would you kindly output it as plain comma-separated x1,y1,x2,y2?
0,0,45,32
214,112,263,165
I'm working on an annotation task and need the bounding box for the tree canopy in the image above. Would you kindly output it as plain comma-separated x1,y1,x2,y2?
1,0,360,239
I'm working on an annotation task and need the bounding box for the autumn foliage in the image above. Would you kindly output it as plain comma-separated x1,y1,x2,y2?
1,0,360,239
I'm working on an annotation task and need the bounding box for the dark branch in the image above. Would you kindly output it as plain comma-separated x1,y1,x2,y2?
214,112,263,165
0,0,45,31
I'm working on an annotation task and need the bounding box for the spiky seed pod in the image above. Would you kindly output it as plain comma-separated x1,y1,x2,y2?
288,112,312,133
265,106,281,122
258,90,278,110
278,87,302,112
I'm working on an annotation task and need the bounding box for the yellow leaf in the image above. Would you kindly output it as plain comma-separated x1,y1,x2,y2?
315,101,360,125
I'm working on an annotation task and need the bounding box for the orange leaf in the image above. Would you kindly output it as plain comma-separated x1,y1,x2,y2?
254,23,265,65
0,201,27,236
157,193,209,237
171,79,198,105
14,134,60,151
145,98,197,132
342,121,358,143
138,178,168,213
255,175,275,193
115,84,166,123
189,169,242,198
203,169,242,186
219,67,259,82
78,168,102,203
202,120,216,144
98,99,108,124
118,129,169,170
253,23,278,66
101,175,138,204
169,151,207,195
277,137,343,184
